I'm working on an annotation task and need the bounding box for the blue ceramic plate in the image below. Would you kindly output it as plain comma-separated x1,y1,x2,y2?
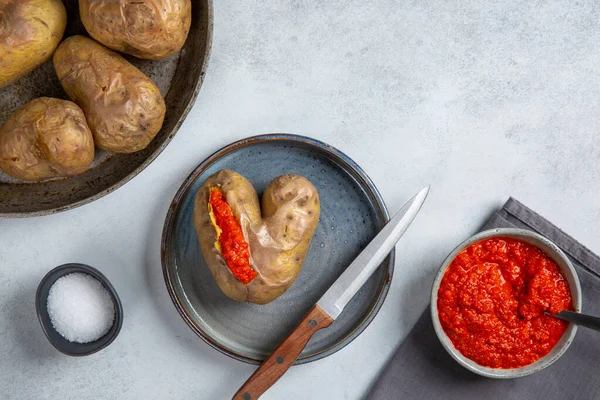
161,134,393,364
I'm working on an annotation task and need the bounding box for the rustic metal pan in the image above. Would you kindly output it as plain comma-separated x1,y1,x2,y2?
0,0,212,217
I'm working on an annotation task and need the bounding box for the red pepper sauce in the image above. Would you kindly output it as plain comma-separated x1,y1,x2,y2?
209,189,257,284
437,237,572,369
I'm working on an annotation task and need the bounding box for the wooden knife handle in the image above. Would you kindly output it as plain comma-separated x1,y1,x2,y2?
232,305,334,400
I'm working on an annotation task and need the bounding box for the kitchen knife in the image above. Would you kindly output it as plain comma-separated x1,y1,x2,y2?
232,186,430,400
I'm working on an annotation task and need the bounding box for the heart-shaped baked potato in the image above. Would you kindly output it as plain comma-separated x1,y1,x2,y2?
193,170,320,304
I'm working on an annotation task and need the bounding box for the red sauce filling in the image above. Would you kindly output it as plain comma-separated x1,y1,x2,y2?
437,237,572,369
209,189,257,284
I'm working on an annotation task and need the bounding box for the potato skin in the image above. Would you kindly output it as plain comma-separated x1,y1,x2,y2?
194,170,320,304
0,0,67,88
0,97,95,181
53,35,166,153
79,0,191,60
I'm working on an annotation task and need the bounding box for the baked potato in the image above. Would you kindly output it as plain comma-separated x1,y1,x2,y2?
194,170,320,304
53,35,166,153
0,97,94,181
79,0,192,60
0,0,67,88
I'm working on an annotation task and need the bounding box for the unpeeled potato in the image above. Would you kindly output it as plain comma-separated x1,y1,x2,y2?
0,0,67,88
194,170,321,304
79,0,192,60
53,35,166,153
0,97,95,181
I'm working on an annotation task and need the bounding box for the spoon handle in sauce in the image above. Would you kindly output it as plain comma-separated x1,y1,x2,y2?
555,310,600,333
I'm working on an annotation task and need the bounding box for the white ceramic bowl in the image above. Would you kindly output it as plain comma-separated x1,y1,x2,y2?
431,228,582,378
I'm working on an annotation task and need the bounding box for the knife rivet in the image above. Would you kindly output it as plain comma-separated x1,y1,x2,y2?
275,356,284,364
243,392,252,400
309,319,317,327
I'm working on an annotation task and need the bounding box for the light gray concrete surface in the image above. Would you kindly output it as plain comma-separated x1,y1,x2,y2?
1,1,599,399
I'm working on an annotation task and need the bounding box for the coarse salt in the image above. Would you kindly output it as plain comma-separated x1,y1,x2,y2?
47,272,115,344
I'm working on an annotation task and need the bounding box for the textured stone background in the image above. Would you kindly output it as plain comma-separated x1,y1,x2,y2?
1,1,599,399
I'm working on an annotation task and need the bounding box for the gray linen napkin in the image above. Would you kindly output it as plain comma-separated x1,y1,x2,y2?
368,198,600,400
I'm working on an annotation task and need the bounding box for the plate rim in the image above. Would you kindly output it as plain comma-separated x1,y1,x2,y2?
160,133,394,365
0,0,214,218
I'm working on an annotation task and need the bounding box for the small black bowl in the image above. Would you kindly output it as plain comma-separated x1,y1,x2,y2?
35,263,123,356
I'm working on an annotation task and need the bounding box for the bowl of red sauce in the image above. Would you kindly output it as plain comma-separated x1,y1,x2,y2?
431,228,582,378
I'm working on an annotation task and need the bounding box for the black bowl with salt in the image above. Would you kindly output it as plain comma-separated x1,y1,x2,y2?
36,263,123,356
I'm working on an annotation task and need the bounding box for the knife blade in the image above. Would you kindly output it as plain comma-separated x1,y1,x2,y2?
317,185,430,319
232,186,430,400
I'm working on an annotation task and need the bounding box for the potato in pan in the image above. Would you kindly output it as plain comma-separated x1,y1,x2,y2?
0,0,67,88
79,0,192,60
194,170,320,304
53,35,166,153
0,97,94,181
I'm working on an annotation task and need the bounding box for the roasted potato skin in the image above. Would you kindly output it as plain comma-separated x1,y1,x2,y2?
79,0,192,60
53,35,166,153
0,0,67,88
0,97,94,181
194,170,320,304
